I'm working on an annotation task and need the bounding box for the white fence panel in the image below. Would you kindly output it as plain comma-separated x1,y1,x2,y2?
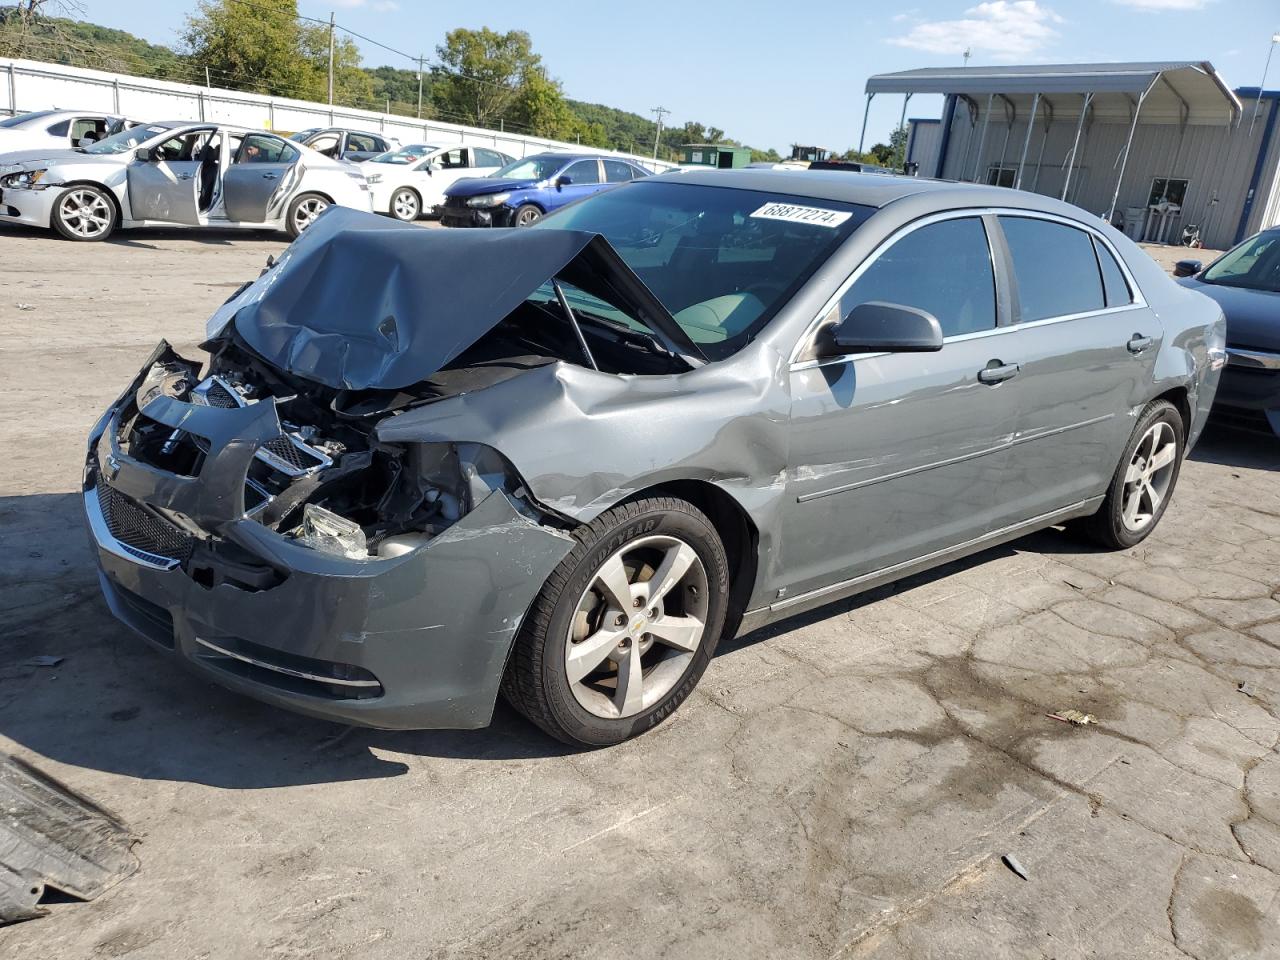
0,57,675,171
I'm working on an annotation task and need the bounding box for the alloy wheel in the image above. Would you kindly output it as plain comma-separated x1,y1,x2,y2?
392,190,418,220
58,189,112,239
293,197,328,232
516,206,541,226
1121,420,1177,531
564,534,709,720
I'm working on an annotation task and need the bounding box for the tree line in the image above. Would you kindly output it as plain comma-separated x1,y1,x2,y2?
0,0,903,164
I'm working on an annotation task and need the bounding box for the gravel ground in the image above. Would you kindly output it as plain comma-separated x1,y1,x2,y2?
0,224,1276,959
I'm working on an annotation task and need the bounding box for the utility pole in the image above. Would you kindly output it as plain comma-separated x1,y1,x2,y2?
416,54,425,119
1249,31,1280,135
327,12,335,106
204,65,211,88
651,105,670,160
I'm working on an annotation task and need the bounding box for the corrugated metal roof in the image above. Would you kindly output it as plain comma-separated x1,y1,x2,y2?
866,61,1241,124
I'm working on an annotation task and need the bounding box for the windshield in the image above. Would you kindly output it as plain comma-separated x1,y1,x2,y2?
84,124,175,155
370,144,437,165
1202,231,1280,293
493,155,567,181
534,180,873,359
0,110,55,129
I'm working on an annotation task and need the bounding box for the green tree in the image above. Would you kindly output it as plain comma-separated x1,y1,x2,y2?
299,26,373,107
431,28,536,128
509,66,575,138
182,0,316,99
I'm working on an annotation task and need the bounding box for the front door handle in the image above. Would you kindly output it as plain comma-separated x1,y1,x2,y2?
176,173,193,180
261,172,278,180
1127,334,1153,354
978,361,1020,385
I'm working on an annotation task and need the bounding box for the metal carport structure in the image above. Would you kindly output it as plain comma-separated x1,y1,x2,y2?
862,62,1242,224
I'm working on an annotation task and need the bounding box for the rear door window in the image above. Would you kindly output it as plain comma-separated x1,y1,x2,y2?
1093,237,1133,307
346,133,378,154
999,216,1106,322
603,159,637,183
840,217,997,338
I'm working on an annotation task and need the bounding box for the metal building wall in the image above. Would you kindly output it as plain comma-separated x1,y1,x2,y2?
934,94,1280,250
905,119,941,170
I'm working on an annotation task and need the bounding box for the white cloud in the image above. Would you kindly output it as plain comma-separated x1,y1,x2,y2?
888,1,1064,60
1111,0,1207,8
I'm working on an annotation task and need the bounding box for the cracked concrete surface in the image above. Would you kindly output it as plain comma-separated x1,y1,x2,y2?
1,228,1278,958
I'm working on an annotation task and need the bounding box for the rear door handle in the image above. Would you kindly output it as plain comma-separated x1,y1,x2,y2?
261,172,278,180
176,173,193,180
1127,334,1153,353
978,361,1020,385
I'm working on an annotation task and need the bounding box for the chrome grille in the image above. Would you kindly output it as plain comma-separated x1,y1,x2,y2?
95,474,194,567
259,435,329,475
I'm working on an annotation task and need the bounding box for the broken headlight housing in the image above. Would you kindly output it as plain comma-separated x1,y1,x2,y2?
465,192,511,209
2,169,46,189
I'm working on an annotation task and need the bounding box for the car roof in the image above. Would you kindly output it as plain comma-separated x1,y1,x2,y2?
654,167,1103,218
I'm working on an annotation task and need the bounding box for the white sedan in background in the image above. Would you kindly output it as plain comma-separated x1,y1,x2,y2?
362,142,514,221
0,109,138,154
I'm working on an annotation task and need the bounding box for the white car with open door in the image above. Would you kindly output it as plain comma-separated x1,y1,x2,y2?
0,109,139,155
0,121,372,241
361,142,514,221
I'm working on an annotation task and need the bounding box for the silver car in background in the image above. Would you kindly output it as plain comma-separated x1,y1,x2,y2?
0,109,137,153
0,120,373,241
84,171,1225,747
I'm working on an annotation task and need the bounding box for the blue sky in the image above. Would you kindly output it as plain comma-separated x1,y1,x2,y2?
81,0,1280,153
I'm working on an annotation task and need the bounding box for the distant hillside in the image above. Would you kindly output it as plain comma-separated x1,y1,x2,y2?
0,10,782,159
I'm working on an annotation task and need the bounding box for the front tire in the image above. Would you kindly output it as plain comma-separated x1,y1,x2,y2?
389,187,420,222
513,203,542,227
1077,399,1184,549
503,497,729,747
51,185,118,241
285,193,329,238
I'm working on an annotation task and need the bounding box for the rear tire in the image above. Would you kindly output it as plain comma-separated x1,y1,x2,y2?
285,193,329,238
503,497,729,747
389,187,420,222
1075,399,1184,549
513,203,542,227
51,184,118,241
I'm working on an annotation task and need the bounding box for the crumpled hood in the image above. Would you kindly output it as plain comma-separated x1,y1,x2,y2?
218,207,701,390
1179,277,1280,350
444,176,539,198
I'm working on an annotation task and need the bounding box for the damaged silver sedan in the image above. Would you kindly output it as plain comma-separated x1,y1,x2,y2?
85,171,1225,746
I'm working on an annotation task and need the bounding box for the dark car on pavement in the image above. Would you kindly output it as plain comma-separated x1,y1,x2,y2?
439,151,650,227
85,171,1224,747
1175,229,1280,434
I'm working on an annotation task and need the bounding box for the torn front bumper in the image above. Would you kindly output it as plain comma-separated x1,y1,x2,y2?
0,184,57,229
84,349,575,730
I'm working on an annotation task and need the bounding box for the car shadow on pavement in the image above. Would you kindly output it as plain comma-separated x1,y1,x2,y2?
1190,419,1280,471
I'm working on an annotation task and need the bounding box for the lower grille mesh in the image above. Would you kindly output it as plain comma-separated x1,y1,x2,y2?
96,474,195,566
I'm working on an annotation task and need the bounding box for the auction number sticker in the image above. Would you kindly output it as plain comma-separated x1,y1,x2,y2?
749,202,851,228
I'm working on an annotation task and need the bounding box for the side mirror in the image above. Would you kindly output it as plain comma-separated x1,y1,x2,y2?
133,147,153,162
1173,259,1202,278
555,175,572,188
823,301,944,355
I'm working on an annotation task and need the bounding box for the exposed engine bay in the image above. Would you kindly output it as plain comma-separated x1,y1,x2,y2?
110,334,557,565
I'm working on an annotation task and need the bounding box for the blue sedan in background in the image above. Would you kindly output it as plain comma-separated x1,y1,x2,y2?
1175,228,1280,435
439,152,650,227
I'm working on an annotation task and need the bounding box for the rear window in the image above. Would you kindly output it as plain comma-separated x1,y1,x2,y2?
1000,216,1105,322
